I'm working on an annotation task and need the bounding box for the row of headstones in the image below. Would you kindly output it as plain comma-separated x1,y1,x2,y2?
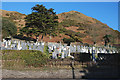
47,42,118,54
0,39,118,53
47,42,118,59
1,39,45,52
1,39,118,54
48,42,70,59
0,39,118,59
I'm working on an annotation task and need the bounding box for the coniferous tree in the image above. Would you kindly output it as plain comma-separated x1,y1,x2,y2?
21,4,58,41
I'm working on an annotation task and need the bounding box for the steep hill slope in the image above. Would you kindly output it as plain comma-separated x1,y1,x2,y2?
58,11,120,45
1,10,120,45
1,9,26,32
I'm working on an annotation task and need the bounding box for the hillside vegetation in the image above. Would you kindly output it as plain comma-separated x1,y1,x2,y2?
1,9,26,32
1,9,120,45
2,17,17,38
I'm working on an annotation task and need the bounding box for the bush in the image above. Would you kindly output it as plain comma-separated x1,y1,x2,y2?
77,27,85,30
73,36,83,42
13,35,36,42
51,33,57,37
75,32,86,38
44,45,49,56
2,50,48,67
6,13,9,16
2,17,17,38
64,30,75,36
60,19,78,27
63,38,75,45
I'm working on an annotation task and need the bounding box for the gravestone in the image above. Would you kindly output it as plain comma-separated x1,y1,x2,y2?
29,45,32,50
61,50,65,59
37,45,43,52
70,45,74,53
77,45,80,53
52,49,57,59
17,41,22,50
73,45,76,53
33,45,36,50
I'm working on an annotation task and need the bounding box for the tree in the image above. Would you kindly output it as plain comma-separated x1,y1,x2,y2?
21,4,58,41
63,38,75,46
2,17,17,38
103,34,112,46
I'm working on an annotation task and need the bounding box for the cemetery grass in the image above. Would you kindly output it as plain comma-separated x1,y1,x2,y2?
1,50,86,71
2,59,87,71
2,50,49,70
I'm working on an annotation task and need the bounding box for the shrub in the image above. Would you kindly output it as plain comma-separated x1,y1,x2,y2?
60,19,78,27
51,33,57,37
63,38,75,45
77,27,85,30
73,36,83,42
64,30,75,36
2,17,17,38
2,50,48,67
75,32,86,38
44,45,49,56
6,13,9,16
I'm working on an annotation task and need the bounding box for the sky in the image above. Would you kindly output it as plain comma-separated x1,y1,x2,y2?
1,0,120,2
2,2,119,30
